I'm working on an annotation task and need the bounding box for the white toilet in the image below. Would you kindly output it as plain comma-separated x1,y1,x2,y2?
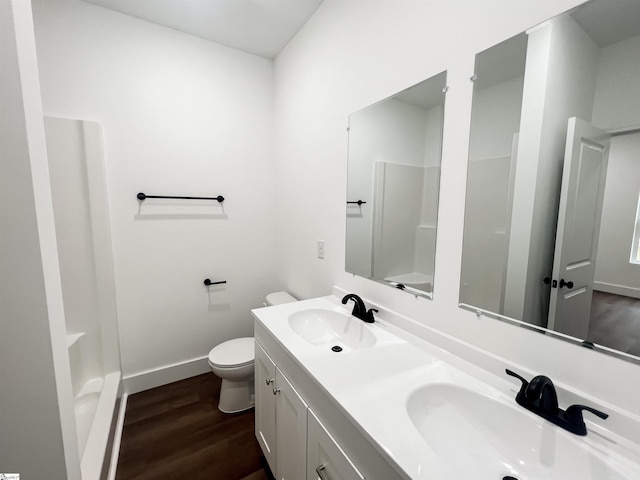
208,291,297,413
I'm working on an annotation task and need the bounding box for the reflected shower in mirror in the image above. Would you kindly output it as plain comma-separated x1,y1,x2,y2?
460,0,640,361
346,72,447,299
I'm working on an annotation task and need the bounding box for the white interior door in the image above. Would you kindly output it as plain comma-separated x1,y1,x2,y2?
548,117,610,338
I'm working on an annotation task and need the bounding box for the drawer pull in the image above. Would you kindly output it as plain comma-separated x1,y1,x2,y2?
273,387,281,395
316,465,329,480
265,378,274,386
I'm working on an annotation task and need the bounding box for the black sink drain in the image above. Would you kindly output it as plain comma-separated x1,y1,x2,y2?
503,476,518,480
331,345,343,352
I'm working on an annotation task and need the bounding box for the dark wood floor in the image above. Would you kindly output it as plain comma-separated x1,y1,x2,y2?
589,291,640,357
116,373,272,480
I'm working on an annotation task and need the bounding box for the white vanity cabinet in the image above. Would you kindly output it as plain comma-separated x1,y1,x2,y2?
255,342,308,480
254,318,406,480
307,409,365,480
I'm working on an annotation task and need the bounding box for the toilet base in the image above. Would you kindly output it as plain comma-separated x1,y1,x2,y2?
218,378,255,413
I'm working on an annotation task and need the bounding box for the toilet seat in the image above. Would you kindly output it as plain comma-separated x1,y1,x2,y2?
208,337,254,368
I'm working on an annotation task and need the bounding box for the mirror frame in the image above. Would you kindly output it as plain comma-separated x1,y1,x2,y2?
459,303,640,365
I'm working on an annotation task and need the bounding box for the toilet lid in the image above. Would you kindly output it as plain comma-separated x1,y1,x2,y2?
209,337,254,367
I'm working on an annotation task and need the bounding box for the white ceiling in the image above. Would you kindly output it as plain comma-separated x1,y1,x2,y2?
82,0,324,59
571,0,640,47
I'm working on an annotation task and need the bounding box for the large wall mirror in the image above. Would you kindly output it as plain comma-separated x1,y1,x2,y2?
346,72,447,299
460,0,640,361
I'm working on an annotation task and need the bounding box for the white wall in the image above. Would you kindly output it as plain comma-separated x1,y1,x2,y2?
595,132,640,294
274,0,640,415
590,34,640,294
0,0,79,477
592,34,640,130
32,0,279,384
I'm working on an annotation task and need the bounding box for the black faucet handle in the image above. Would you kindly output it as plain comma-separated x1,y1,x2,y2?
505,368,527,384
565,404,609,422
561,404,608,436
364,308,378,323
505,369,529,391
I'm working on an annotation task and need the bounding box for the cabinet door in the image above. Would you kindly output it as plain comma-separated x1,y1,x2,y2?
255,342,277,473
275,367,308,480
307,410,365,480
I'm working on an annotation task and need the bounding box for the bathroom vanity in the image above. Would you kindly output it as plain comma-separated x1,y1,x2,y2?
253,290,640,480
254,304,403,480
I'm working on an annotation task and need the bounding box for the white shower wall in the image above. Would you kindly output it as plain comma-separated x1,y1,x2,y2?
44,116,121,479
460,76,524,312
372,161,425,279
45,118,105,390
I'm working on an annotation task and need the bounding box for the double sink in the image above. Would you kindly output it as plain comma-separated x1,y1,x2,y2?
255,295,640,479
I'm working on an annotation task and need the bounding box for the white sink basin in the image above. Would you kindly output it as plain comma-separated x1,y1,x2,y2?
407,383,633,480
288,308,376,351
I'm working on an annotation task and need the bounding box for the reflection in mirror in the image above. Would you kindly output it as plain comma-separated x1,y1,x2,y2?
460,0,640,361
346,72,447,299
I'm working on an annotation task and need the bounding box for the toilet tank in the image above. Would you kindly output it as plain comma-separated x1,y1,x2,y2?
265,291,297,306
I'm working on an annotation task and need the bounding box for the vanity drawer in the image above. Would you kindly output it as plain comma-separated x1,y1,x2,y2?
307,409,365,480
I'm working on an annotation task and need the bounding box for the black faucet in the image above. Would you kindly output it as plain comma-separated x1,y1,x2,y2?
341,294,378,323
505,369,608,436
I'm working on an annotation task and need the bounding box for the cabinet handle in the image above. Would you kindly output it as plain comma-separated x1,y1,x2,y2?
265,378,274,386
316,465,329,480
273,387,281,395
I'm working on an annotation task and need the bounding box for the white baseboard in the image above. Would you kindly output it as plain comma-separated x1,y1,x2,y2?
106,392,128,480
123,356,210,395
594,281,640,299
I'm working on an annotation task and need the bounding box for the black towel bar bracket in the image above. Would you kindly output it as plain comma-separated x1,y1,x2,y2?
347,200,367,206
204,278,226,286
137,192,224,203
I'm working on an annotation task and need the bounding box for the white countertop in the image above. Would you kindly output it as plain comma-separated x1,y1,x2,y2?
252,294,640,480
